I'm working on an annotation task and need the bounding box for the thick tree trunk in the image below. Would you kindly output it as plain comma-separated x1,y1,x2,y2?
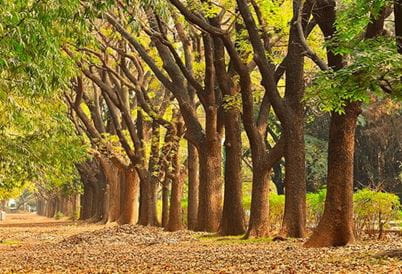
78,159,106,222
280,122,306,238
279,3,310,238
245,164,270,238
220,110,246,235
80,183,94,220
147,178,159,226
118,168,140,224
187,143,199,230
138,176,149,225
138,173,159,226
166,176,184,231
305,103,361,247
99,158,122,223
196,138,223,232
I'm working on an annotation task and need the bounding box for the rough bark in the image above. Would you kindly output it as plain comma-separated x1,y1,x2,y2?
210,28,246,236
118,167,140,224
245,164,270,238
305,103,361,247
99,157,122,223
196,138,223,232
305,0,388,247
187,143,199,230
161,183,170,228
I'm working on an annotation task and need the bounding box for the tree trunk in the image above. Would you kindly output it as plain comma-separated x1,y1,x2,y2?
245,164,270,238
166,176,184,231
280,122,306,238
196,138,222,232
187,143,199,230
99,158,122,223
147,178,159,226
220,110,246,235
396,0,402,53
118,167,140,224
305,103,361,247
162,183,170,227
138,175,149,225
273,162,284,194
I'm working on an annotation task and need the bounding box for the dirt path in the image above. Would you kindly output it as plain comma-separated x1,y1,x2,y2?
0,214,401,273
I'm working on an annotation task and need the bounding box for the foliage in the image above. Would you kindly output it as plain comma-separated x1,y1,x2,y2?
306,189,327,227
306,0,401,113
334,0,391,53
269,193,285,231
305,135,327,191
54,211,64,220
0,0,86,95
353,188,401,238
308,38,402,113
0,0,89,196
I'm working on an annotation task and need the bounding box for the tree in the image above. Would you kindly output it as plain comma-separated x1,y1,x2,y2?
305,0,401,247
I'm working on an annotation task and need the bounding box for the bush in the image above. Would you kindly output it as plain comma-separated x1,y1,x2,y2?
269,194,285,231
54,211,64,220
70,210,79,221
353,189,401,239
306,188,326,227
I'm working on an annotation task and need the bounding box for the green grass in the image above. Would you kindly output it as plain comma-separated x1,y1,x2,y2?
197,234,272,245
0,240,21,246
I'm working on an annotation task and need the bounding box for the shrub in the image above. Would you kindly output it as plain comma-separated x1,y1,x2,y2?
54,211,64,220
353,189,401,239
306,188,326,227
70,210,79,221
269,194,285,231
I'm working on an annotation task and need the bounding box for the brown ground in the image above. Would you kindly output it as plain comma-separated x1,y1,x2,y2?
0,213,401,273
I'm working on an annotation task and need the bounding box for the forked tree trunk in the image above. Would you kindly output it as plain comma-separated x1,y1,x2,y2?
118,168,140,224
187,144,199,230
305,103,361,247
245,164,270,238
196,138,223,232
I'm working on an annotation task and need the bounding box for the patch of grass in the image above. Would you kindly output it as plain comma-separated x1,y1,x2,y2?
197,234,272,245
0,239,21,246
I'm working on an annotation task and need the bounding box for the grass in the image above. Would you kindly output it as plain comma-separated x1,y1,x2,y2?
197,234,272,245
0,239,21,246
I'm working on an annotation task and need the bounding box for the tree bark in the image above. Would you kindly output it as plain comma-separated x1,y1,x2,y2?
161,183,170,227
305,103,361,247
187,143,199,230
117,167,140,224
99,157,122,223
196,137,223,232
245,163,270,238
219,111,246,235
281,122,306,237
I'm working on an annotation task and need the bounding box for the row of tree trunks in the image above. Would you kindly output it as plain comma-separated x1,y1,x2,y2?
77,158,140,225
37,194,80,219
